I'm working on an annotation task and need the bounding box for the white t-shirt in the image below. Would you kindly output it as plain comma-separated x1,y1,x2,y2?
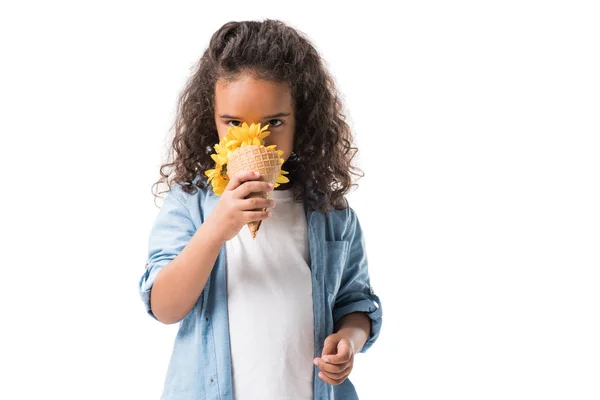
225,188,314,400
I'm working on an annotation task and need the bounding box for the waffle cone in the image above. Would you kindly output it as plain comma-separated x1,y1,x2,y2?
227,145,281,239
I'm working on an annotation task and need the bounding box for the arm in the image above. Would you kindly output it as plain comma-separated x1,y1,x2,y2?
334,312,371,354
138,172,275,324
150,218,224,324
314,209,383,385
139,187,224,325
332,207,382,353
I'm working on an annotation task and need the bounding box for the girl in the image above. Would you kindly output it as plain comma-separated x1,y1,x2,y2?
139,19,382,400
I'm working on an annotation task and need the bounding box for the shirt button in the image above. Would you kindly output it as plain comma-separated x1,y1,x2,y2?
370,286,375,295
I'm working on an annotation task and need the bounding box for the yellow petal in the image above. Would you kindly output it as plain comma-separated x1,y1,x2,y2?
280,169,289,175
211,174,229,196
248,123,258,135
258,131,270,140
219,155,229,164
215,144,228,156
276,175,290,184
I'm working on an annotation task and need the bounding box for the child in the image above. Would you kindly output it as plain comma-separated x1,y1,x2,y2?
139,19,382,400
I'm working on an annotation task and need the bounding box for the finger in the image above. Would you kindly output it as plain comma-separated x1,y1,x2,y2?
238,197,275,212
314,358,351,375
226,171,261,192
242,210,271,223
318,371,345,386
323,339,352,365
234,180,274,199
321,335,340,359
320,368,350,381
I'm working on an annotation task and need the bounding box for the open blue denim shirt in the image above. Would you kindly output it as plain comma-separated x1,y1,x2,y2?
138,177,383,399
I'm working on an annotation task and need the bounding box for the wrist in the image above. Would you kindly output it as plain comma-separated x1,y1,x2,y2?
335,313,371,353
200,214,228,246
337,327,363,353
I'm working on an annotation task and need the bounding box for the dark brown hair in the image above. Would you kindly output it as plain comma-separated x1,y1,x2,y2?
152,19,363,212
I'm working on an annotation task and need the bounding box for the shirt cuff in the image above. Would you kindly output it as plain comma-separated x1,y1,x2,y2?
138,260,169,321
332,292,382,353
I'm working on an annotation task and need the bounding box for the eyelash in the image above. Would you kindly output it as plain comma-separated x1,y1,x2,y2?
227,119,283,127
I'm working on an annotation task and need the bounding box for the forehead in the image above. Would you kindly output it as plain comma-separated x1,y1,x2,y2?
214,76,293,114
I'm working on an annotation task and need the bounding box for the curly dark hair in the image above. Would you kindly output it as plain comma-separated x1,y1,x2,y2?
152,19,364,212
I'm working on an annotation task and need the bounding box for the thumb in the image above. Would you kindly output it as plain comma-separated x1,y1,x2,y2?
337,338,351,358
326,338,352,364
322,334,339,357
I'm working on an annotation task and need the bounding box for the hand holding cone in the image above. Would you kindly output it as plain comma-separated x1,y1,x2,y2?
205,123,290,238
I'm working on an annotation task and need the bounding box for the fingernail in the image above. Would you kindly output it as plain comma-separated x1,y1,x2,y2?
268,183,274,188
254,171,260,176
313,359,318,365
322,356,330,362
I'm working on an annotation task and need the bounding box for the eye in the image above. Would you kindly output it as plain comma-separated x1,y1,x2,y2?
268,119,283,127
227,120,242,127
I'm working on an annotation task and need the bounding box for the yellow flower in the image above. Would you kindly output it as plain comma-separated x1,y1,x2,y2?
206,122,291,194
205,162,229,195
211,138,229,166
205,137,230,195
225,122,271,151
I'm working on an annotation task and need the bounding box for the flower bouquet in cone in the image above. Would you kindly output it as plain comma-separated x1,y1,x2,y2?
205,123,290,238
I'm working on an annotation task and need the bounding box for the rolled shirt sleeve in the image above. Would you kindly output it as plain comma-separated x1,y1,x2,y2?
332,208,382,353
138,186,196,321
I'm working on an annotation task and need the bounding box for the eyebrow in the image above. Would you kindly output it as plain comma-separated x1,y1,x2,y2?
219,112,290,120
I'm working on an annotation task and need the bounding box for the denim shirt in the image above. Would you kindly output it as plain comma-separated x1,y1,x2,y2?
138,179,383,399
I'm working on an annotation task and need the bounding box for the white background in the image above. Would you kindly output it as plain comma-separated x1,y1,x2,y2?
1,1,599,399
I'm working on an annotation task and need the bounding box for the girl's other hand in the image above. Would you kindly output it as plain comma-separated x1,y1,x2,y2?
313,333,355,386
206,171,275,243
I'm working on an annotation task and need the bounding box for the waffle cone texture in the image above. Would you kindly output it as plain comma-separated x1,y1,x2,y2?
226,145,282,238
